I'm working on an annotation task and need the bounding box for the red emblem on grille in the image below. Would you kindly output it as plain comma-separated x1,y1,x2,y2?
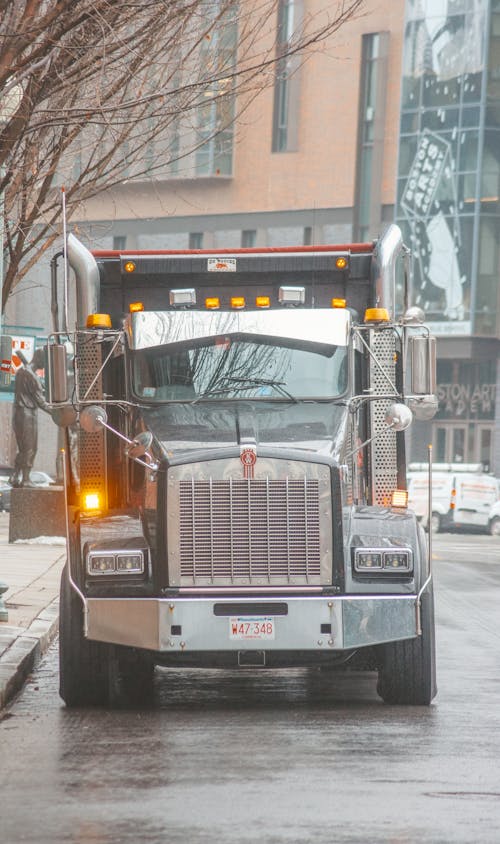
240,447,257,479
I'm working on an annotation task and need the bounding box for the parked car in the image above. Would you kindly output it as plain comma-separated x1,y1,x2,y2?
0,481,11,512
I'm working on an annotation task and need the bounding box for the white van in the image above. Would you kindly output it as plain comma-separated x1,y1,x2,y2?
407,463,500,534
488,500,500,537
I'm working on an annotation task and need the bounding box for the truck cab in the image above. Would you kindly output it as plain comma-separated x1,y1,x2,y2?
48,224,438,706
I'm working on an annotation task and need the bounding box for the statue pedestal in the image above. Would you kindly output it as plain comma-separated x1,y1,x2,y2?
9,486,66,543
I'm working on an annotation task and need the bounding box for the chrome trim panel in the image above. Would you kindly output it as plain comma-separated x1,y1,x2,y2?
167,459,333,587
86,594,419,652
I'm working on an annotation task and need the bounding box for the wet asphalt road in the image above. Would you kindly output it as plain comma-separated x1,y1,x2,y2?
1,533,500,844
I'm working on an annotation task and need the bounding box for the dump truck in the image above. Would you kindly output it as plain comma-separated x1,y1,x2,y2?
47,223,438,706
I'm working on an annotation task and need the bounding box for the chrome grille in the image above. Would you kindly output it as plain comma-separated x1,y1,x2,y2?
167,460,332,587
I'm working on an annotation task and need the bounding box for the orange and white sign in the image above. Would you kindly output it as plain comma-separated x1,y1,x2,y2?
10,336,35,373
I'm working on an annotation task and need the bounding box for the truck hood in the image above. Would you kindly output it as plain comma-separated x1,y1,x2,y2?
140,401,349,463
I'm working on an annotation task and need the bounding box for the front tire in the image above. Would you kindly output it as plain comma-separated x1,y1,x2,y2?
375,588,437,705
59,566,113,706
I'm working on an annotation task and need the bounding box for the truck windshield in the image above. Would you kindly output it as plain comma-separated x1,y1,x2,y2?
132,334,348,402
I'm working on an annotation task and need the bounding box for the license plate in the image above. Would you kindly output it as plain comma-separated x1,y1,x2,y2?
229,616,275,641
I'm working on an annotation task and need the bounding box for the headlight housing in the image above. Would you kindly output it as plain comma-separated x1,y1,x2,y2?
87,549,145,576
353,548,413,575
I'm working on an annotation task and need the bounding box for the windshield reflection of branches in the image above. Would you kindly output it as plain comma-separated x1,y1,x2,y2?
137,337,346,399
190,341,285,394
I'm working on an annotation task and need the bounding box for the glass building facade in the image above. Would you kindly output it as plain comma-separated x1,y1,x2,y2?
396,0,499,337
396,0,500,471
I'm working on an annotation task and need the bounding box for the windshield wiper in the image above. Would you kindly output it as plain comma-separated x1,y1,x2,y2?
224,376,298,403
190,385,235,404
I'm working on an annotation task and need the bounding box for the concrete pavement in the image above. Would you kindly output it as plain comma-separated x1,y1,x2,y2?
0,510,65,708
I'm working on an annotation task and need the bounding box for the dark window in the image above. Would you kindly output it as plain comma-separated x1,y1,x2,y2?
272,0,301,152
113,236,127,250
241,230,256,247
303,226,312,245
189,232,203,249
353,33,389,241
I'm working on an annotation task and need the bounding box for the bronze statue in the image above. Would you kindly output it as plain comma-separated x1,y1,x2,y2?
9,348,52,488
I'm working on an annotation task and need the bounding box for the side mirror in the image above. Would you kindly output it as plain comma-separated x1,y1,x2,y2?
46,344,68,403
409,335,436,395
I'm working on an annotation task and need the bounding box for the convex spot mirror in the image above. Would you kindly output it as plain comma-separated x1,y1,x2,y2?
80,405,107,433
126,431,153,460
385,403,412,432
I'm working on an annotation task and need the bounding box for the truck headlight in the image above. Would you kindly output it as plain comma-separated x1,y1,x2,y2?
353,548,412,574
354,551,383,571
87,549,145,576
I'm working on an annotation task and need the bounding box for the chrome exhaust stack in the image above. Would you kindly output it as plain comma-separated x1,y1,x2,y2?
67,233,100,328
370,224,404,321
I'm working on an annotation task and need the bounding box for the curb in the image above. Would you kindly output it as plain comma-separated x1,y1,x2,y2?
0,598,59,710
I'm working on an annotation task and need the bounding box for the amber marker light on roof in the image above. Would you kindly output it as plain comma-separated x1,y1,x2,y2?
231,296,245,309
331,298,346,308
364,307,390,323
205,296,220,309
335,256,348,269
86,313,112,328
256,296,270,308
124,261,136,273
129,302,144,313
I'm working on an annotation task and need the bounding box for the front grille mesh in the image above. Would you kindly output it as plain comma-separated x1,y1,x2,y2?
179,478,321,585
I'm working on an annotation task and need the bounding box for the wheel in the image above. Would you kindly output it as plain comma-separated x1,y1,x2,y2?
59,567,155,707
430,512,441,534
490,517,500,537
375,588,437,705
59,566,113,706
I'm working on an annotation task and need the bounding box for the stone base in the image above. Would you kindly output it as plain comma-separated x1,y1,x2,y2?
9,486,66,542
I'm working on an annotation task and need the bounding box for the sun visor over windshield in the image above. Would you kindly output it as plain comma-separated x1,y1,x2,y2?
126,309,350,351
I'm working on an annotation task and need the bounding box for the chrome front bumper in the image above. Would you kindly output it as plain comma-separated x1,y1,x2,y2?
85,594,419,652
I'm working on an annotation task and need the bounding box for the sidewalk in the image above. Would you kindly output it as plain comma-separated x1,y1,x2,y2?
0,511,66,708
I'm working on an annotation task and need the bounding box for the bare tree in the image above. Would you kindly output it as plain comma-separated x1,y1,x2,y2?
0,0,364,311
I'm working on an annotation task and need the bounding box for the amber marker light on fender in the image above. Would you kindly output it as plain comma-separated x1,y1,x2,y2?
83,492,101,512
391,489,408,508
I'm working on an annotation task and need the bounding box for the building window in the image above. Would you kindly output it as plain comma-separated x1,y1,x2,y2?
353,33,389,241
272,0,301,152
195,6,237,176
189,232,204,249
303,226,312,245
113,236,127,250
241,230,256,247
